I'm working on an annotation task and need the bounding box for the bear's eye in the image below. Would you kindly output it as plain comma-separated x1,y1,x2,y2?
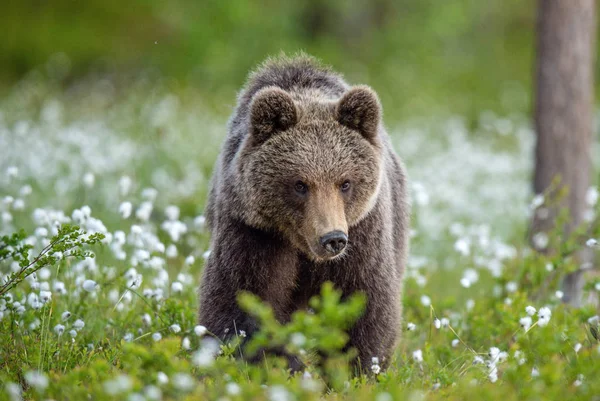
294,181,308,194
340,180,351,192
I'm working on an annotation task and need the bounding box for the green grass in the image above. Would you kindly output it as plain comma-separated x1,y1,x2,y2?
0,71,599,401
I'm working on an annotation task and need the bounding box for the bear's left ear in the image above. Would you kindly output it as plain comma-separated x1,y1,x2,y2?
336,85,381,142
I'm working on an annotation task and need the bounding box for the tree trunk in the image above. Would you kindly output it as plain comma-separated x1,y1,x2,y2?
533,0,596,306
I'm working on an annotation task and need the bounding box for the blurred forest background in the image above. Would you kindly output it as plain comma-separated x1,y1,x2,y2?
1,0,542,120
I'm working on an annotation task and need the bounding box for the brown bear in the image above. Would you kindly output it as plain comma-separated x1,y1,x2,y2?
199,54,410,372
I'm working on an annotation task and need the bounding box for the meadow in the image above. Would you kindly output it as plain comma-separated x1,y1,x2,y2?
1,63,600,400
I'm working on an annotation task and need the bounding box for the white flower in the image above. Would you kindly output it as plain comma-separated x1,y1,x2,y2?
488,366,498,383
127,274,143,290
123,333,134,342
119,176,132,196
371,363,381,375
12,198,25,210
460,277,471,288
103,375,133,395
182,337,191,350
269,385,292,401
290,332,306,347
420,295,431,307
451,339,460,347
170,324,181,333
407,322,416,331
226,382,241,396
142,313,152,326
519,316,532,331
157,372,169,385
144,385,162,400
574,374,584,387
587,315,599,325
412,349,423,363
82,279,98,292
35,227,48,237
514,350,526,365
185,255,195,266
531,367,540,377
525,306,536,316
434,318,441,329
462,268,479,285
69,329,78,338
161,220,188,242
166,244,178,258
61,311,71,321
6,166,18,179
5,382,21,400
140,187,157,201
73,319,85,330
488,347,500,361
530,194,544,209
586,238,598,247
506,282,518,293
537,307,552,327
202,250,211,260
20,184,32,196
165,205,180,221
39,290,52,303
555,290,564,299
119,202,132,219
194,325,207,337
574,343,582,353
171,281,183,293
194,215,206,230
54,324,65,336
24,371,49,391
2,211,13,224
532,232,549,250
152,332,162,342
136,201,153,222
83,172,95,188
454,238,471,256
192,338,220,367
238,330,246,338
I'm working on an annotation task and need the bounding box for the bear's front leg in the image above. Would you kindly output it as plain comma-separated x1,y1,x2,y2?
198,219,299,345
345,280,402,374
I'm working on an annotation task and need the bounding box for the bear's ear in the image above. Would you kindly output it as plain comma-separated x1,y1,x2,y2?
336,85,381,142
249,87,298,145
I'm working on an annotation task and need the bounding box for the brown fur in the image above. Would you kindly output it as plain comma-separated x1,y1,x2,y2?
199,54,410,372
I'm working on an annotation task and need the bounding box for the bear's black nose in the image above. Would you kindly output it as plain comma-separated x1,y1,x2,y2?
320,231,348,255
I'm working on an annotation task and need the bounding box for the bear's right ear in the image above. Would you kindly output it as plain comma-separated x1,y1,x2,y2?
249,87,298,145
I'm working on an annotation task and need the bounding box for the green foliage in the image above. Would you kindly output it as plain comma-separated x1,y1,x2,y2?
238,282,365,378
0,0,538,118
0,224,104,297
1,212,599,400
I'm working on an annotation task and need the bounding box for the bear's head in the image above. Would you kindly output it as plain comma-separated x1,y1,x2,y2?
238,85,383,262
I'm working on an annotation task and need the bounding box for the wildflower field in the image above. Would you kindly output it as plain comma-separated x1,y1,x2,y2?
1,69,600,401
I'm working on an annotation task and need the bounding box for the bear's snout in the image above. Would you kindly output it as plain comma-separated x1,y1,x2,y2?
319,230,348,255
